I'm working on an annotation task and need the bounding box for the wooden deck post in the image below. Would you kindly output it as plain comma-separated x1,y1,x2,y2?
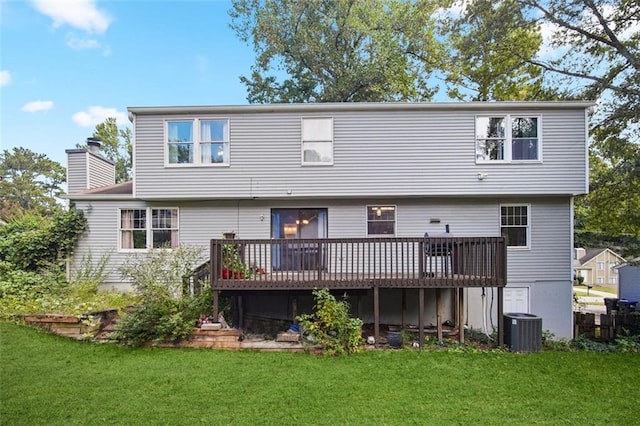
436,288,443,342
374,286,380,346
238,295,244,330
418,288,424,349
458,287,465,343
402,289,407,330
498,286,504,347
292,296,298,324
213,290,219,319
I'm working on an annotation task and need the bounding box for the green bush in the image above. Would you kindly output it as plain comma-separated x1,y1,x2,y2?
112,245,212,346
0,208,86,271
297,288,364,356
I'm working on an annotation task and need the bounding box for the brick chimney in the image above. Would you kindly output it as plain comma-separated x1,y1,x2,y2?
65,137,115,194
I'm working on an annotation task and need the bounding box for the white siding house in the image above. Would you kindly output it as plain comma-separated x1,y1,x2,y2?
65,102,591,339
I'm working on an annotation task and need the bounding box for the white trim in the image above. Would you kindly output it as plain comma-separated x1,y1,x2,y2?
165,119,195,167
164,118,231,167
117,207,180,252
365,204,397,236
584,108,590,194
475,115,542,164
301,117,334,166
128,101,595,117
500,203,531,250
132,113,137,198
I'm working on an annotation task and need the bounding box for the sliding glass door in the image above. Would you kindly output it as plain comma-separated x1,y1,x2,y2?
271,208,327,271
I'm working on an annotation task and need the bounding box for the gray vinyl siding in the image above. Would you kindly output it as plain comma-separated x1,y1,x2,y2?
87,153,115,188
505,198,572,282
619,266,640,301
133,107,588,200
75,196,570,286
67,152,88,193
70,200,148,287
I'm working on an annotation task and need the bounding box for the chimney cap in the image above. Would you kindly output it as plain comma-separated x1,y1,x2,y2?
86,137,102,154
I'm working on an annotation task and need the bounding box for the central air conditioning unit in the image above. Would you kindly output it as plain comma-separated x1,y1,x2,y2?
503,313,542,352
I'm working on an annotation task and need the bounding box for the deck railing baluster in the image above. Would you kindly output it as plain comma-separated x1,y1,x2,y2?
206,236,506,290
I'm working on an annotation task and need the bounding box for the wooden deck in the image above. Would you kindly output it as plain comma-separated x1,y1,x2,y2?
192,236,507,348
210,272,499,290
201,236,507,291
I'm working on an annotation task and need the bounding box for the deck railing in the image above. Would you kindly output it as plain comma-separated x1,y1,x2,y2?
209,237,506,290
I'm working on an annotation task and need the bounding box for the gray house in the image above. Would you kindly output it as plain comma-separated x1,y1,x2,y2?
65,101,591,339
617,258,640,302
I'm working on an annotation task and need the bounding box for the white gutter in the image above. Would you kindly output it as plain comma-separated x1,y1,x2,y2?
128,101,596,119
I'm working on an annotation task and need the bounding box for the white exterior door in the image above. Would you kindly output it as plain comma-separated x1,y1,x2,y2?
504,287,529,314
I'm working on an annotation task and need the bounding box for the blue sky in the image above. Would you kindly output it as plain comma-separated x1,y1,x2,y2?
1,0,255,166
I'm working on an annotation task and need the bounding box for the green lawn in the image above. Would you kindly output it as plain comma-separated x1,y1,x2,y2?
2,322,639,425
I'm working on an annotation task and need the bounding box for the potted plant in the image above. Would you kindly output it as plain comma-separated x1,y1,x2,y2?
221,242,251,279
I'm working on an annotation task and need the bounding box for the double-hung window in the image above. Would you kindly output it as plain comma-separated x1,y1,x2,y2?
200,120,229,164
167,121,194,164
120,208,179,251
500,204,529,248
476,116,541,162
367,205,396,235
302,118,333,165
167,119,229,165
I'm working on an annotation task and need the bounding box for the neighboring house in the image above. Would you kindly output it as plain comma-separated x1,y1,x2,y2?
64,101,591,339
615,258,640,301
574,248,625,288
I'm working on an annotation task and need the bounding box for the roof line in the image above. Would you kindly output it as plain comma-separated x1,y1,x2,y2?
128,101,596,119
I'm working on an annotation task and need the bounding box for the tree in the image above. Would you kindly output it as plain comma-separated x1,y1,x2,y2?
0,147,65,215
230,0,451,103
444,0,547,101
78,117,132,183
517,0,640,247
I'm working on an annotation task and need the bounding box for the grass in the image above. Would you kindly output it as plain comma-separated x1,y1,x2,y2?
2,322,640,425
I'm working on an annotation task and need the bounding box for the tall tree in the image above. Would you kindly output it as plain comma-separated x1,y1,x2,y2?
444,0,547,101
77,117,133,183
0,147,65,215
518,0,640,245
230,0,451,103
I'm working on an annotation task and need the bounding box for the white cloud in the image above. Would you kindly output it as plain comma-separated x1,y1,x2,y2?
22,100,55,112
30,0,111,34
72,106,127,127
436,0,472,20
66,35,101,50
0,70,10,86
537,21,565,59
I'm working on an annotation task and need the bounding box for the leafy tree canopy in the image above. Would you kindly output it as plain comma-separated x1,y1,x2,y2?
77,117,133,183
230,0,451,103
517,0,640,248
444,0,546,101
0,147,65,216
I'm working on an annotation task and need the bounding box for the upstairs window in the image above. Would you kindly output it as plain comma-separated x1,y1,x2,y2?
120,208,179,251
367,205,396,235
166,119,229,166
476,116,541,162
501,204,529,248
302,118,333,165
167,121,194,164
200,120,229,164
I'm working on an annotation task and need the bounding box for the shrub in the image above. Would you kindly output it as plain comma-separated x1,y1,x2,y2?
112,245,212,346
297,288,364,356
0,208,86,272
